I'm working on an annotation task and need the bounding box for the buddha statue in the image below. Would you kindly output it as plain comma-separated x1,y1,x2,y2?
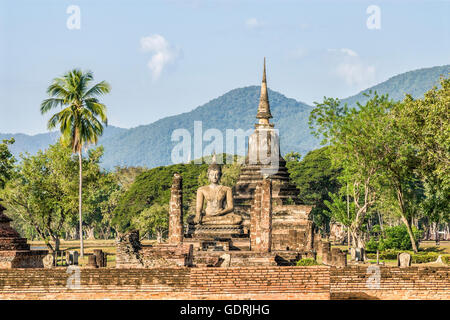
193,161,242,226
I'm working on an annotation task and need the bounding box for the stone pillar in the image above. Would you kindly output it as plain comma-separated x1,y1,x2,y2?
87,255,98,268
398,252,411,267
321,241,331,265
331,248,347,267
72,251,79,265
250,181,262,250
306,220,315,251
116,231,143,268
250,178,272,253
260,179,272,253
168,173,183,245
336,251,347,267
93,249,107,267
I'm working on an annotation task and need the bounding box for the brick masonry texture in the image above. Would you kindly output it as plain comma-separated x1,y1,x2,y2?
250,179,272,253
330,266,450,300
168,174,183,245
0,266,448,300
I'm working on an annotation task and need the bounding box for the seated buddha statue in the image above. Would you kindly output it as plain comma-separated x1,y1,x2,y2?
193,160,242,226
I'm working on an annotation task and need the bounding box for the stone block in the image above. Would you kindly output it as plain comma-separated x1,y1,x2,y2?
397,252,411,268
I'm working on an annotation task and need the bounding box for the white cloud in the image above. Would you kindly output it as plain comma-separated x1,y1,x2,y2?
336,63,376,87
245,17,262,29
328,48,375,87
340,48,358,57
328,48,358,57
140,34,180,80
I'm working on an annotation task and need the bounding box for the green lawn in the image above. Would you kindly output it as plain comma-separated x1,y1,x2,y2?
29,239,157,267
29,239,449,267
332,241,450,266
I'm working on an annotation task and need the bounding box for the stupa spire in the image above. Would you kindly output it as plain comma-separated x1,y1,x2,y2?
256,57,272,123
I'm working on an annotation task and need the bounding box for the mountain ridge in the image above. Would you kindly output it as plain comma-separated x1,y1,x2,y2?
2,64,449,169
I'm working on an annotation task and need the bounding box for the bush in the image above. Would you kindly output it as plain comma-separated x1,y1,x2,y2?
366,238,379,252
366,225,422,251
366,249,399,260
411,253,440,264
366,251,450,264
443,256,450,265
296,258,319,266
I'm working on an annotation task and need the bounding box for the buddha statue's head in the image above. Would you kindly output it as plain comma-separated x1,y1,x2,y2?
207,162,222,184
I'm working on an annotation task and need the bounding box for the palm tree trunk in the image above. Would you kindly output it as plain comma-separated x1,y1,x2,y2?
78,150,84,257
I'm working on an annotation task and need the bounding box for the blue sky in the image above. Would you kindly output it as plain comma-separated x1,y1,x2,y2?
1,0,449,134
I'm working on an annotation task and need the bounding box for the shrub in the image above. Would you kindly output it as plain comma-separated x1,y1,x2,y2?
366,238,379,252
296,258,319,266
365,225,422,251
411,253,440,264
443,256,450,265
366,249,400,260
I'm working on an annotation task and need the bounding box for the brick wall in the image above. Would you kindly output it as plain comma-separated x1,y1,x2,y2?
0,266,448,300
140,244,193,268
190,266,330,300
0,268,190,300
330,266,450,300
271,205,315,251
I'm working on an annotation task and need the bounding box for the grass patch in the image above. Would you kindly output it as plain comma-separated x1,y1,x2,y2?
296,258,319,266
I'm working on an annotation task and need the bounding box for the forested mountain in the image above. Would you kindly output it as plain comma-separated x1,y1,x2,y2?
2,65,448,169
341,65,449,107
0,126,127,161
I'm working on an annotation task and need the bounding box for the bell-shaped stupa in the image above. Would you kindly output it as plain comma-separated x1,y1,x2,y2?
233,58,301,226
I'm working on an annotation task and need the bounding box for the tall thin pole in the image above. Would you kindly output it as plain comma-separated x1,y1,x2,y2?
347,182,350,250
78,150,84,258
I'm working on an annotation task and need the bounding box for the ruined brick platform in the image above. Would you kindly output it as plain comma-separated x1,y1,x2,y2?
0,203,48,268
0,266,448,300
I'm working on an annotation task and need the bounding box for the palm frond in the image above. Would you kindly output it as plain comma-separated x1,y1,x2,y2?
83,81,111,99
40,98,64,114
47,113,61,130
42,69,110,153
46,80,70,99
84,99,108,124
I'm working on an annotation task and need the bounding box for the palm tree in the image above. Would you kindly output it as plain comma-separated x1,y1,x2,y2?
41,69,110,257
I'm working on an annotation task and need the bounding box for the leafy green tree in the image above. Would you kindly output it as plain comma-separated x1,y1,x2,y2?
113,166,147,190
394,78,450,240
421,177,449,240
309,94,388,248
113,163,206,234
361,98,422,252
366,225,422,251
1,144,115,249
309,85,449,252
132,203,169,242
324,192,355,236
40,69,110,256
77,147,120,240
1,144,79,251
285,147,341,232
0,138,16,189
112,154,241,235
396,78,449,186
284,151,301,162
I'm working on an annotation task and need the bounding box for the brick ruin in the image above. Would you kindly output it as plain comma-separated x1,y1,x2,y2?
0,202,48,268
0,266,448,300
116,60,319,269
